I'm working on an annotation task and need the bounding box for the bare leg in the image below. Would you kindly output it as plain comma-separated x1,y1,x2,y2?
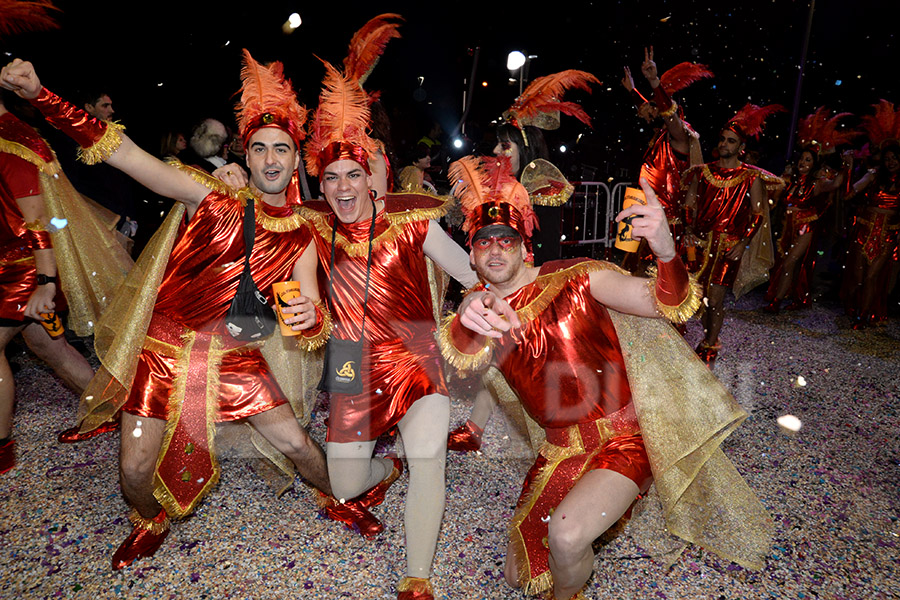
547,469,640,599
859,252,890,319
21,322,93,392
326,439,390,501
468,387,495,430
0,325,26,438
397,393,449,578
773,229,813,301
119,412,167,519
703,284,728,346
844,243,867,314
247,404,332,495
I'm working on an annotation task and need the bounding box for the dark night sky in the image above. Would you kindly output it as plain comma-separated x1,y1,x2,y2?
3,0,895,179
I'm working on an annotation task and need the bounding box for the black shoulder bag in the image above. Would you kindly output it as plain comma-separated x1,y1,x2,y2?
318,202,377,395
224,199,277,341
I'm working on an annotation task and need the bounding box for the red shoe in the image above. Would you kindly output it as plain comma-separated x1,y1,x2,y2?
0,439,14,475
357,455,403,509
111,509,170,570
397,577,434,600
57,418,120,444
319,493,384,539
447,420,483,452
695,342,720,366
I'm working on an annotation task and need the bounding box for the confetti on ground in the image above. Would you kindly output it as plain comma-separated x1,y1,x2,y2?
1,290,898,599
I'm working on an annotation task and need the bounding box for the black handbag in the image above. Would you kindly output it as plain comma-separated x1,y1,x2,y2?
318,202,376,395
224,199,277,341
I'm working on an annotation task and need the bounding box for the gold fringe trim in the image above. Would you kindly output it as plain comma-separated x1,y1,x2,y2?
516,261,626,326
299,206,406,258
256,203,308,233
659,100,679,119
128,508,170,535
0,137,60,175
384,194,452,225
530,181,574,207
143,335,182,359
698,164,753,189
24,219,46,232
438,313,493,374
644,266,703,324
297,300,333,351
165,158,244,201
78,121,125,165
397,577,433,594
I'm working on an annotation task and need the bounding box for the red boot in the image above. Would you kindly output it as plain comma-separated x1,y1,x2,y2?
447,420,483,452
57,418,120,444
111,508,170,570
0,439,14,475
318,492,384,539
357,455,403,509
397,576,434,600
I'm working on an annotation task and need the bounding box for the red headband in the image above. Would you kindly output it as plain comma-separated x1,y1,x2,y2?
468,201,534,254
317,141,371,179
241,113,304,151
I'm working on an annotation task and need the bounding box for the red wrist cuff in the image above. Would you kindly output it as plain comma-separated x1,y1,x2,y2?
25,228,53,250
655,255,690,307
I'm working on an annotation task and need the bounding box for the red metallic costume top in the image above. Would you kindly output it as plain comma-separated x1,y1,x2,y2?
783,173,828,213
864,175,900,212
0,112,65,320
640,128,690,220
685,162,762,236
300,193,449,442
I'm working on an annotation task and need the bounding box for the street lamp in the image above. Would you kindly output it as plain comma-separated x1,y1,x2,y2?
507,51,537,95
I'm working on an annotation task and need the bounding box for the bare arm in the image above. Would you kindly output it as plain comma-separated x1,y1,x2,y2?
16,194,57,318
281,244,321,331
422,219,479,288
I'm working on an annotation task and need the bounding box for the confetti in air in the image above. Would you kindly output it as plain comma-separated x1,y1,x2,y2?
777,414,802,433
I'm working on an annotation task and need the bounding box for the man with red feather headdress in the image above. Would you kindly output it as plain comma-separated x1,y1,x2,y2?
621,48,708,272
299,57,477,599
440,156,772,599
682,103,785,364
0,51,343,569
0,0,133,474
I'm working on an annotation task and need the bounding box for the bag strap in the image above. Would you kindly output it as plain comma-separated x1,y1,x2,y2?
242,197,256,268
326,199,377,343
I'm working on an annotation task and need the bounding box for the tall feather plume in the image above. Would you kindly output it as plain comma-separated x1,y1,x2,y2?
305,61,379,176
450,156,536,239
508,70,600,128
660,62,714,95
343,13,403,87
729,103,786,139
235,49,307,142
861,99,900,148
0,0,60,37
798,106,860,153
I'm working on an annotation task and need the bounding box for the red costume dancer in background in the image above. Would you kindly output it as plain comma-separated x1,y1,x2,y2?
448,68,598,453
442,156,770,599
621,47,708,270
764,107,855,312
843,100,900,328
684,103,784,364
301,61,476,600
0,52,342,568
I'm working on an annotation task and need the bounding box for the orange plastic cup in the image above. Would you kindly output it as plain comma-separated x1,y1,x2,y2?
272,281,303,337
614,187,646,253
39,312,64,338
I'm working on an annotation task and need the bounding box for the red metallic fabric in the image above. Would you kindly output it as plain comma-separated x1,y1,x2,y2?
154,192,312,332
640,128,689,220
492,259,634,429
308,197,446,442
688,163,760,237
30,88,108,149
655,255,690,307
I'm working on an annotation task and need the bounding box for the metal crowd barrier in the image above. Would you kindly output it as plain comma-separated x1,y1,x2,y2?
559,180,633,259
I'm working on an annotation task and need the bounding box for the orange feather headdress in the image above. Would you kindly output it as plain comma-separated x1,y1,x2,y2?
797,106,860,155
235,49,307,149
659,62,714,95
860,99,900,151
503,69,600,133
725,103,785,140
449,155,537,251
0,0,59,37
304,61,380,179
343,13,403,88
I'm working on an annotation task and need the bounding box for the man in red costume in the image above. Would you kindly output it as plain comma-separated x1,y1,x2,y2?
683,104,783,363
441,154,699,600
0,54,346,569
300,62,477,600
0,92,96,474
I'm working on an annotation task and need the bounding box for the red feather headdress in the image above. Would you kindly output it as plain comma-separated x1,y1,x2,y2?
0,0,59,37
449,155,537,248
725,103,786,140
659,62,714,95
343,13,403,88
797,106,860,155
860,99,900,150
504,69,600,131
235,49,307,149
304,61,380,178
